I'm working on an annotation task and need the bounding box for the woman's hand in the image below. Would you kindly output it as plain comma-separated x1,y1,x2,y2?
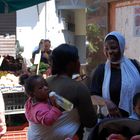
104,99,121,118
107,134,128,140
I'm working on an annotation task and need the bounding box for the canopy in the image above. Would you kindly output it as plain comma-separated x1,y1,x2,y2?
0,0,50,13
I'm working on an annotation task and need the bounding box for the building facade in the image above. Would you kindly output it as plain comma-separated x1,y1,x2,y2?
108,0,140,61
16,0,92,63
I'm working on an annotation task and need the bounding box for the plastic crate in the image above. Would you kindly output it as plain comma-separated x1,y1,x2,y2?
2,92,28,115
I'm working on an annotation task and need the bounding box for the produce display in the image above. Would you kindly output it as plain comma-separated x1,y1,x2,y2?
29,62,49,73
0,55,50,93
39,62,49,74
0,55,22,71
29,62,51,78
0,72,24,93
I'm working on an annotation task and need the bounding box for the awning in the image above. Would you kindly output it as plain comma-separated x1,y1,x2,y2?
0,0,50,13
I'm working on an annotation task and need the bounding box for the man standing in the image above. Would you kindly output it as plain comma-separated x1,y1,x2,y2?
41,39,52,64
32,39,52,65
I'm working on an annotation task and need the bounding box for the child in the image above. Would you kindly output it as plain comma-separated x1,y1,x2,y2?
129,92,140,120
19,74,62,140
20,74,80,140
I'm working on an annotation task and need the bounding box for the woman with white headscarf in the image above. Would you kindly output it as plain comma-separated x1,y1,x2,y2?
90,31,140,117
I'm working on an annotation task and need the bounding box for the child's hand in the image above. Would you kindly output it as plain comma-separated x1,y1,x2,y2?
130,135,140,140
107,134,128,140
49,96,60,109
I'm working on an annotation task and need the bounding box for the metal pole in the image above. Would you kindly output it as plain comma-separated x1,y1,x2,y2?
45,2,47,39
1,0,8,13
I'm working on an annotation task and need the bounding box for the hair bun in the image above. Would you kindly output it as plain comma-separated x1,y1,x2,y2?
19,74,30,86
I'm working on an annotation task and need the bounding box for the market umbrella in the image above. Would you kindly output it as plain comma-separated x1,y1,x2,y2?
0,0,50,13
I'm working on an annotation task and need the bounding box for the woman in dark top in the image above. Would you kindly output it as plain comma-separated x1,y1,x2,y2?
47,43,97,139
90,31,140,117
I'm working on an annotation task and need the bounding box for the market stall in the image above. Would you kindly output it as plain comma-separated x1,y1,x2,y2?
0,55,28,140
0,72,26,115
0,55,26,112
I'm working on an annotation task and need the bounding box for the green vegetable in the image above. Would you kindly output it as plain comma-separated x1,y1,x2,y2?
39,62,49,74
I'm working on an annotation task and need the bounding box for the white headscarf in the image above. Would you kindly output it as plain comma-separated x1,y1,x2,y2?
102,31,140,114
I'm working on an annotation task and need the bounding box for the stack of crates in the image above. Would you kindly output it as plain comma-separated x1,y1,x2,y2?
1,92,28,140
2,92,27,115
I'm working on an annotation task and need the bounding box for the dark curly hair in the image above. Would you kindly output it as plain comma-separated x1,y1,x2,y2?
19,74,45,96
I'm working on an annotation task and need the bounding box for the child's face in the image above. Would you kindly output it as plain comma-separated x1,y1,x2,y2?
134,100,140,116
33,77,50,102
